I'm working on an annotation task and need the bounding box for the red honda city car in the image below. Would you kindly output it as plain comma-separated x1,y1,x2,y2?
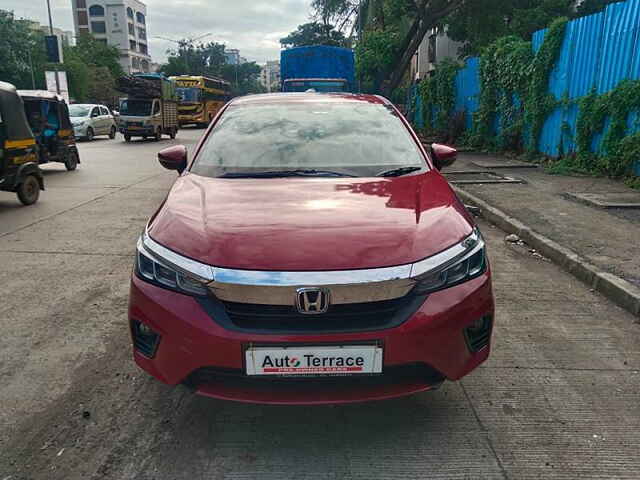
128,92,494,405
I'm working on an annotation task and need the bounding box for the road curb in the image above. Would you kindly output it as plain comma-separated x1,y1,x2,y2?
454,187,640,318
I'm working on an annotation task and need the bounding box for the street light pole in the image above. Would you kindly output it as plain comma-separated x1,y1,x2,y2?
45,0,61,94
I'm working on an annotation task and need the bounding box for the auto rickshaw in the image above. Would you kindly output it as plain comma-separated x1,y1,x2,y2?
0,81,44,205
18,90,80,171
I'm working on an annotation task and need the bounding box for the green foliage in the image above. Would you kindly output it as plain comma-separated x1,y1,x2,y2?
0,10,48,89
159,42,226,77
436,10,639,182
419,58,461,138
0,11,124,103
464,17,566,153
160,41,264,96
74,34,124,79
220,62,265,96
524,17,568,152
356,28,401,88
62,45,90,102
354,0,425,93
87,66,118,107
469,35,533,151
280,22,349,48
446,0,573,57
575,81,640,176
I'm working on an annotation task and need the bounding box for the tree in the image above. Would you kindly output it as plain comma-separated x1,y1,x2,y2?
221,62,265,96
280,22,349,48
445,0,574,57
63,45,90,101
73,34,124,79
159,41,227,76
0,10,48,89
87,66,118,107
159,41,265,96
350,0,465,95
311,0,360,35
159,41,227,77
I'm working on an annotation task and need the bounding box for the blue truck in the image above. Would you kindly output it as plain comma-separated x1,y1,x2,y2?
280,46,355,93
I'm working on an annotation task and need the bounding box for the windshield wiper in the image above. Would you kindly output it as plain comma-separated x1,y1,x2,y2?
376,166,423,177
219,169,356,178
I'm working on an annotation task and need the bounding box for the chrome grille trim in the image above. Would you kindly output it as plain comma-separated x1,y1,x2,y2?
141,228,481,292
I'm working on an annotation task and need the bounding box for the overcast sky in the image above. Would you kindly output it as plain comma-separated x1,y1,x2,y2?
5,0,312,64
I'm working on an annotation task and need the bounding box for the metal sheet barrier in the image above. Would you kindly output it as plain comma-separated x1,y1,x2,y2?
409,0,640,172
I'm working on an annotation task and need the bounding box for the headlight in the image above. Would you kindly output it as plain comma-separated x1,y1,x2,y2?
72,120,85,127
135,233,211,296
411,229,487,294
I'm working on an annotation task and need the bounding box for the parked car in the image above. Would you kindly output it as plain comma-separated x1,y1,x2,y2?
129,92,494,405
69,104,117,141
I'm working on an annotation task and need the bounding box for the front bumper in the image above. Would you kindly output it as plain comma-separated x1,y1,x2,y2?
178,114,203,124
128,271,494,404
73,125,87,138
120,126,155,136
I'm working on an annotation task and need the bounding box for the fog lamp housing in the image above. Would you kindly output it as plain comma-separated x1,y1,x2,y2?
463,315,493,353
131,319,160,358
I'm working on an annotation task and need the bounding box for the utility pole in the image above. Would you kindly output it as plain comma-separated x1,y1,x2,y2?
45,0,61,94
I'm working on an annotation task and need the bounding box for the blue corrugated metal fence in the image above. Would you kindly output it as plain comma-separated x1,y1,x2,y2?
413,0,640,169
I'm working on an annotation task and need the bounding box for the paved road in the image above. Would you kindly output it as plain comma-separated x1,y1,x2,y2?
1,130,639,479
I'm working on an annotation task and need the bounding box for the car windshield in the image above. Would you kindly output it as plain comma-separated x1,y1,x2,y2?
120,99,152,116
176,87,201,103
191,101,426,178
69,105,91,117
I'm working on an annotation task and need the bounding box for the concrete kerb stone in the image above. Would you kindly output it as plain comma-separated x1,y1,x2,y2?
454,187,640,318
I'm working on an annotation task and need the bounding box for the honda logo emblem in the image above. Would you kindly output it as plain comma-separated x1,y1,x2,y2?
295,287,330,314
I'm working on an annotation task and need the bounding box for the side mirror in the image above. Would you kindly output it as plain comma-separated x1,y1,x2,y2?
431,143,457,171
158,145,187,173
91,111,99,118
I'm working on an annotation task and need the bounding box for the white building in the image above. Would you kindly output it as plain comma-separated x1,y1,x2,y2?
71,0,152,74
260,60,280,92
410,28,462,81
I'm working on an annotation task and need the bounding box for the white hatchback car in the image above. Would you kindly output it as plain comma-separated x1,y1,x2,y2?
70,104,117,141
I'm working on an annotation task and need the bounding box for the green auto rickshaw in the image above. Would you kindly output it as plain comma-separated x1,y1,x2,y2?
18,90,80,171
0,81,44,205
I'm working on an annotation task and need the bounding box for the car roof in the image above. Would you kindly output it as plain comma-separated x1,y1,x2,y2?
230,92,391,107
17,89,66,101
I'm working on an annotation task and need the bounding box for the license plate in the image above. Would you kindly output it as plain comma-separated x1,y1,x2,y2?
245,345,383,376
128,126,141,130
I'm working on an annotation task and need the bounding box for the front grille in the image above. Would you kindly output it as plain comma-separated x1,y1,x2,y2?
184,363,445,389
196,294,427,334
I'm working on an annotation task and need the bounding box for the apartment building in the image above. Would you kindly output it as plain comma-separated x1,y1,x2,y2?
71,0,152,73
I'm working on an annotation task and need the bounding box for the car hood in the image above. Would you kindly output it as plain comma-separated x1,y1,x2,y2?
148,172,474,271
